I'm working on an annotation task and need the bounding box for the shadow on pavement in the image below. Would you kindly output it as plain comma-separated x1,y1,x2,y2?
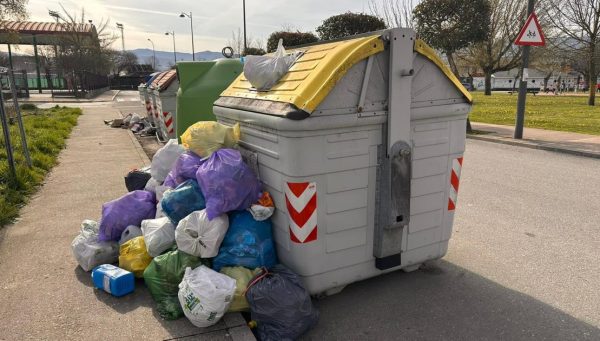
75,266,232,339
302,260,600,340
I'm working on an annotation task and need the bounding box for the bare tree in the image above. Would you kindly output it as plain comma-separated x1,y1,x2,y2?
226,28,265,57
368,0,419,28
0,0,28,22
459,0,529,95
530,45,566,91
546,0,600,105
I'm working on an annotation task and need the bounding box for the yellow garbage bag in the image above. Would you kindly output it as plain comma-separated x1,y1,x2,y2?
220,267,261,312
119,236,153,278
180,122,240,157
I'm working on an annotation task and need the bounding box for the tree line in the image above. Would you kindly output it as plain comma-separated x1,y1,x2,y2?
240,0,599,106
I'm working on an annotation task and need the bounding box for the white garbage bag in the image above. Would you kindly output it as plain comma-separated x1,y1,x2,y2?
151,139,184,182
141,217,176,257
71,220,119,272
243,39,303,91
119,225,143,245
144,177,161,193
155,202,166,219
178,265,236,328
175,210,228,258
155,185,170,202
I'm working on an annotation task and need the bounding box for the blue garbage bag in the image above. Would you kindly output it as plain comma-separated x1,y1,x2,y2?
161,179,206,225
99,190,156,242
212,210,277,271
195,149,262,220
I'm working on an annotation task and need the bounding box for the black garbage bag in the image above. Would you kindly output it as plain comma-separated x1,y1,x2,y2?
245,264,319,340
124,169,152,192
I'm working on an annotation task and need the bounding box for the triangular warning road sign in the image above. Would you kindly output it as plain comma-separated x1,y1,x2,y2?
515,12,545,46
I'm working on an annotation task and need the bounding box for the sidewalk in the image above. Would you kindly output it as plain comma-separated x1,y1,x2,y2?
469,122,600,159
0,105,254,340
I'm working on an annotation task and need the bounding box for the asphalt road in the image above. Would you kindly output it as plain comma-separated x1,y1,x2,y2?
303,139,600,340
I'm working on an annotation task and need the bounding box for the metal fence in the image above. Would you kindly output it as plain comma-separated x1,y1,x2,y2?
0,68,32,178
50,71,109,98
1,70,29,98
109,75,145,90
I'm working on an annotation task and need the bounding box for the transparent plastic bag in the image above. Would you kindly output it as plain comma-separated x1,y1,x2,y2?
243,39,302,91
178,265,236,328
175,209,229,258
180,122,240,158
71,220,119,272
151,139,185,182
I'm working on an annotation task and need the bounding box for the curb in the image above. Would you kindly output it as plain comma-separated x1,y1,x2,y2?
467,134,600,159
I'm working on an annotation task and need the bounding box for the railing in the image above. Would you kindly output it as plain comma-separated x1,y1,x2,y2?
109,76,145,90
1,70,29,98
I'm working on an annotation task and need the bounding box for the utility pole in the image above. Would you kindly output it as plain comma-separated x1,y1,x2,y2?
180,12,195,61
514,0,536,139
116,23,125,51
242,0,247,55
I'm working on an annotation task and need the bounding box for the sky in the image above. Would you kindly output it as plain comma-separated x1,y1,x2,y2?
21,0,374,54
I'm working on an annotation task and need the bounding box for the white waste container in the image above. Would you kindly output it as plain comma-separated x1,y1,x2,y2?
214,28,472,296
153,70,179,142
148,71,172,130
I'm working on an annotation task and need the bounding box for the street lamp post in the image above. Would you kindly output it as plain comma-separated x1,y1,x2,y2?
48,10,60,59
179,12,195,61
147,38,156,70
116,23,125,51
242,0,247,55
165,31,177,65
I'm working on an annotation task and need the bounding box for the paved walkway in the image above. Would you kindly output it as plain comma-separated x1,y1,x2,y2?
0,105,253,340
470,122,600,159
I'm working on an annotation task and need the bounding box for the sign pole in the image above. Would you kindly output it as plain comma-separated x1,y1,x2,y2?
514,0,536,139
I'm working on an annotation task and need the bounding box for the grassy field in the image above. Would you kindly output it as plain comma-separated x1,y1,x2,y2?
470,92,600,135
0,106,81,227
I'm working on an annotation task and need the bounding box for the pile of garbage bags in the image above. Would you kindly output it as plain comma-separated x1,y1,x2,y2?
71,121,318,339
105,112,155,136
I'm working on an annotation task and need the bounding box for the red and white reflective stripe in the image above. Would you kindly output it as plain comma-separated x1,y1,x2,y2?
153,105,159,120
162,111,174,134
448,157,464,211
285,182,318,244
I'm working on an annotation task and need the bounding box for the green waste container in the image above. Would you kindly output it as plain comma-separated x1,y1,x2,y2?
175,59,242,140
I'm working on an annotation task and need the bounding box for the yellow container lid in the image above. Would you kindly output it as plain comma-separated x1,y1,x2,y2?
219,33,472,118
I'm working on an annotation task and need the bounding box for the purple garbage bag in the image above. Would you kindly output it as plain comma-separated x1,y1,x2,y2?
99,190,156,242
196,149,262,220
163,173,177,189
165,151,205,188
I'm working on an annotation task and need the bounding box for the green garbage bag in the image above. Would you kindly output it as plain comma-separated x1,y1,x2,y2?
143,249,207,320
220,266,261,312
